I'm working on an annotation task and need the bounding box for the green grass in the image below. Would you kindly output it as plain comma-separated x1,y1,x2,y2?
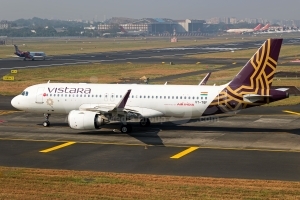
0,167,299,200
0,36,276,59
188,45,300,60
0,63,212,95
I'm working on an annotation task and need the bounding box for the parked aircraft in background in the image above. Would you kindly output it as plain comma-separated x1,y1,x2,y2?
259,24,270,32
14,45,46,61
226,24,262,34
11,39,288,133
117,26,147,36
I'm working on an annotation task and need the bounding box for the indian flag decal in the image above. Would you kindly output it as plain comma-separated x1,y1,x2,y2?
200,92,208,96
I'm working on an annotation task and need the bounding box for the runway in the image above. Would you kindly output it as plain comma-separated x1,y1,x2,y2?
1,38,300,77
0,104,299,181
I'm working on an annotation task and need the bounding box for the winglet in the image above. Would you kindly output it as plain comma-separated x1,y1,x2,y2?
199,72,211,85
116,90,131,109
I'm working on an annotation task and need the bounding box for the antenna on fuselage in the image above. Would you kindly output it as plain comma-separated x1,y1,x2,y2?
47,80,50,83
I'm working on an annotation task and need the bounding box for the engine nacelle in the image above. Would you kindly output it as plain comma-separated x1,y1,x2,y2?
68,110,108,130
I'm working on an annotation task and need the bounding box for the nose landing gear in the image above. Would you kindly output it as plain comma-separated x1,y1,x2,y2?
43,113,51,127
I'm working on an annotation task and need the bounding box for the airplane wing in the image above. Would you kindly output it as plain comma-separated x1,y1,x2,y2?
80,90,131,113
79,89,163,118
198,72,211,85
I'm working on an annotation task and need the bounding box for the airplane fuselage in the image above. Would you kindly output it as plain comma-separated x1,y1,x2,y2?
12,83,226,118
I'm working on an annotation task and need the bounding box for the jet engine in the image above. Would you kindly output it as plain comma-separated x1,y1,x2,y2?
68,110,109,130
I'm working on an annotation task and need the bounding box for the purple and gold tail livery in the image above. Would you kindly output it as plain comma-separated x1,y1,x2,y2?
206,39,288,114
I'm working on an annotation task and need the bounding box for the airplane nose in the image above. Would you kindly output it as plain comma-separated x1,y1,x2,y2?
11,96,20,110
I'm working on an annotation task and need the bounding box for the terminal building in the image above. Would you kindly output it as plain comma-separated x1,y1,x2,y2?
98,18,205,35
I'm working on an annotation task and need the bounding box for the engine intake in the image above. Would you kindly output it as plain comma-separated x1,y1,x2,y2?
68,110,109,130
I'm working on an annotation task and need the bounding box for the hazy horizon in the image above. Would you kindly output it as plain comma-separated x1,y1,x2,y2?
1,0,300,21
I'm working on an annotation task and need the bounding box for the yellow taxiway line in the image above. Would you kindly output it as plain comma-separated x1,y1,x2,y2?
39,142,76,153
0,110,21,116
170,147,199,159
283,110,300,116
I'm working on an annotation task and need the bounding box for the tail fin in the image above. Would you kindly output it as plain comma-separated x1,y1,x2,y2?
119,26,127,33
229,39,282,93
261,24,270,31
253,24,262,31
14,45,20,53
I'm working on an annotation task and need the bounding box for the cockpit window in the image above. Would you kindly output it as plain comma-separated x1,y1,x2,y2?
21,91,29,96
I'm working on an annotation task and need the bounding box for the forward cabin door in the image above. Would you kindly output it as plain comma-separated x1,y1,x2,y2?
36,87,44,104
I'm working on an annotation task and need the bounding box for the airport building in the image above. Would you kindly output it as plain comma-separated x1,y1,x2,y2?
98,18,205,35
0,20,10,29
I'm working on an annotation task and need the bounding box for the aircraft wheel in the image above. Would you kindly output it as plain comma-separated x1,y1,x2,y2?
120,124,132,133
140,118,150,127
43,121,50,127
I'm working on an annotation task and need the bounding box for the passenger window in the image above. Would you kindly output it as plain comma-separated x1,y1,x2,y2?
188,97,190,99
54,94,56,97
201,97,203,100
197,97,199,100
26,92,28,96
184,96,186,99
164,96,166,99
205,97,207,100
180,96,182,99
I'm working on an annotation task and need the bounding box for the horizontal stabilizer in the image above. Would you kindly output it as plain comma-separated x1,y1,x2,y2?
275,88,289,92
243,94,271,103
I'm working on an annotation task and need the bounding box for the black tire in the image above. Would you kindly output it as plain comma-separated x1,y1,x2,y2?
43,121,50,127
120,124,132,133
140,118,151,127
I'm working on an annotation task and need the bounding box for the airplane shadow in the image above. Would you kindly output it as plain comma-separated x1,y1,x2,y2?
37,116,300,147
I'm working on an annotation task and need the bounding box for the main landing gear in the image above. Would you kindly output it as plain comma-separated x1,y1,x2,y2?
140,118,151,127
119,118,151,133
43,113,51,127
120,124,132,133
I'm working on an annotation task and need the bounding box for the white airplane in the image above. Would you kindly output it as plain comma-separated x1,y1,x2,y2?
117,26,147,36
11,39,288,133
14,45,46,61
226,24,262,34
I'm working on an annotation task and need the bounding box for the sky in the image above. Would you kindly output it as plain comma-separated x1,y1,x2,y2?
1,0,300,21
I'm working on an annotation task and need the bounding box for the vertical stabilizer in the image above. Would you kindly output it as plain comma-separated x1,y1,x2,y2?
229,38,282,92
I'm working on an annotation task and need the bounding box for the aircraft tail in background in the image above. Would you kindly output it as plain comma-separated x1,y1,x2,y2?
260,24,270,31
119,26,128,33
253,24,262,31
